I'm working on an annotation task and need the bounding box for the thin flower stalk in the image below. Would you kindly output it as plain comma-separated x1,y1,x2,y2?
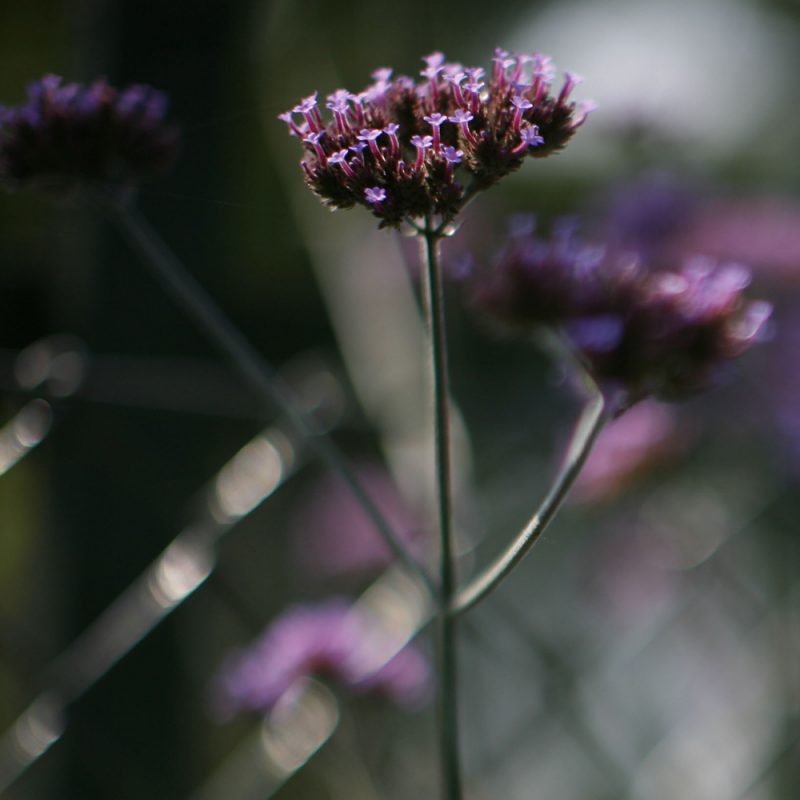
452,391,608,615
421,219,462,799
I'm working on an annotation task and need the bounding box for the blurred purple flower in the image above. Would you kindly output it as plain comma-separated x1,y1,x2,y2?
213,600,431,718
594,258,772,402
0,74,179,191
291,463,428,580
471,222,771,404
280,49,591,227
364,185,387,204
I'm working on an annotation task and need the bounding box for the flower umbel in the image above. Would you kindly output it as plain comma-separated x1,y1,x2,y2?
472,220,771,403
280,49,591,228
0,75,179,191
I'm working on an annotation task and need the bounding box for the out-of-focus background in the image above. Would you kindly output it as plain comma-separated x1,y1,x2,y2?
0,0,798,797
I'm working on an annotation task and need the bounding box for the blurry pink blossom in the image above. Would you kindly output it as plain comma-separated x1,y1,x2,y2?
213,599,432,718
572,400,689,503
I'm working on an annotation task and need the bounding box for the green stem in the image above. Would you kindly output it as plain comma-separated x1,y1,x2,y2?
103,195,436,598
452,391,607,615
422,219,462,800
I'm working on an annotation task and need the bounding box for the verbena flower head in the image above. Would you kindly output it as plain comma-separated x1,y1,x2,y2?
213,600,431,718
472,221,771,404
0,75,179,191
280,49,591,228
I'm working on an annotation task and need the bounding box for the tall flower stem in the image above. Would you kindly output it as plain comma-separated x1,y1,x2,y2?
452,391,607,615
421,218,462,800
102,194,435,598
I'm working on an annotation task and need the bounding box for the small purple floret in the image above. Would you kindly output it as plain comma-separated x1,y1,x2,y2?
411,134,433,169
295,93,318,114
357,128,382,142
558,71,584,104
372,67,393,82
423,112,445,125
442,145,464,164
572,100,598,128
423,52,445,69
512,124,545,154
326,89,350,112
365,186,387,204
423,113,448,150
449,109,473,124
357,128,386,161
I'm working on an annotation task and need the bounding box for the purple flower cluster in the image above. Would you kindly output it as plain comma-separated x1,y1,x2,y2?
473,221,771,403
0,75,179,191
213,600,431,718
280,50,592,227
